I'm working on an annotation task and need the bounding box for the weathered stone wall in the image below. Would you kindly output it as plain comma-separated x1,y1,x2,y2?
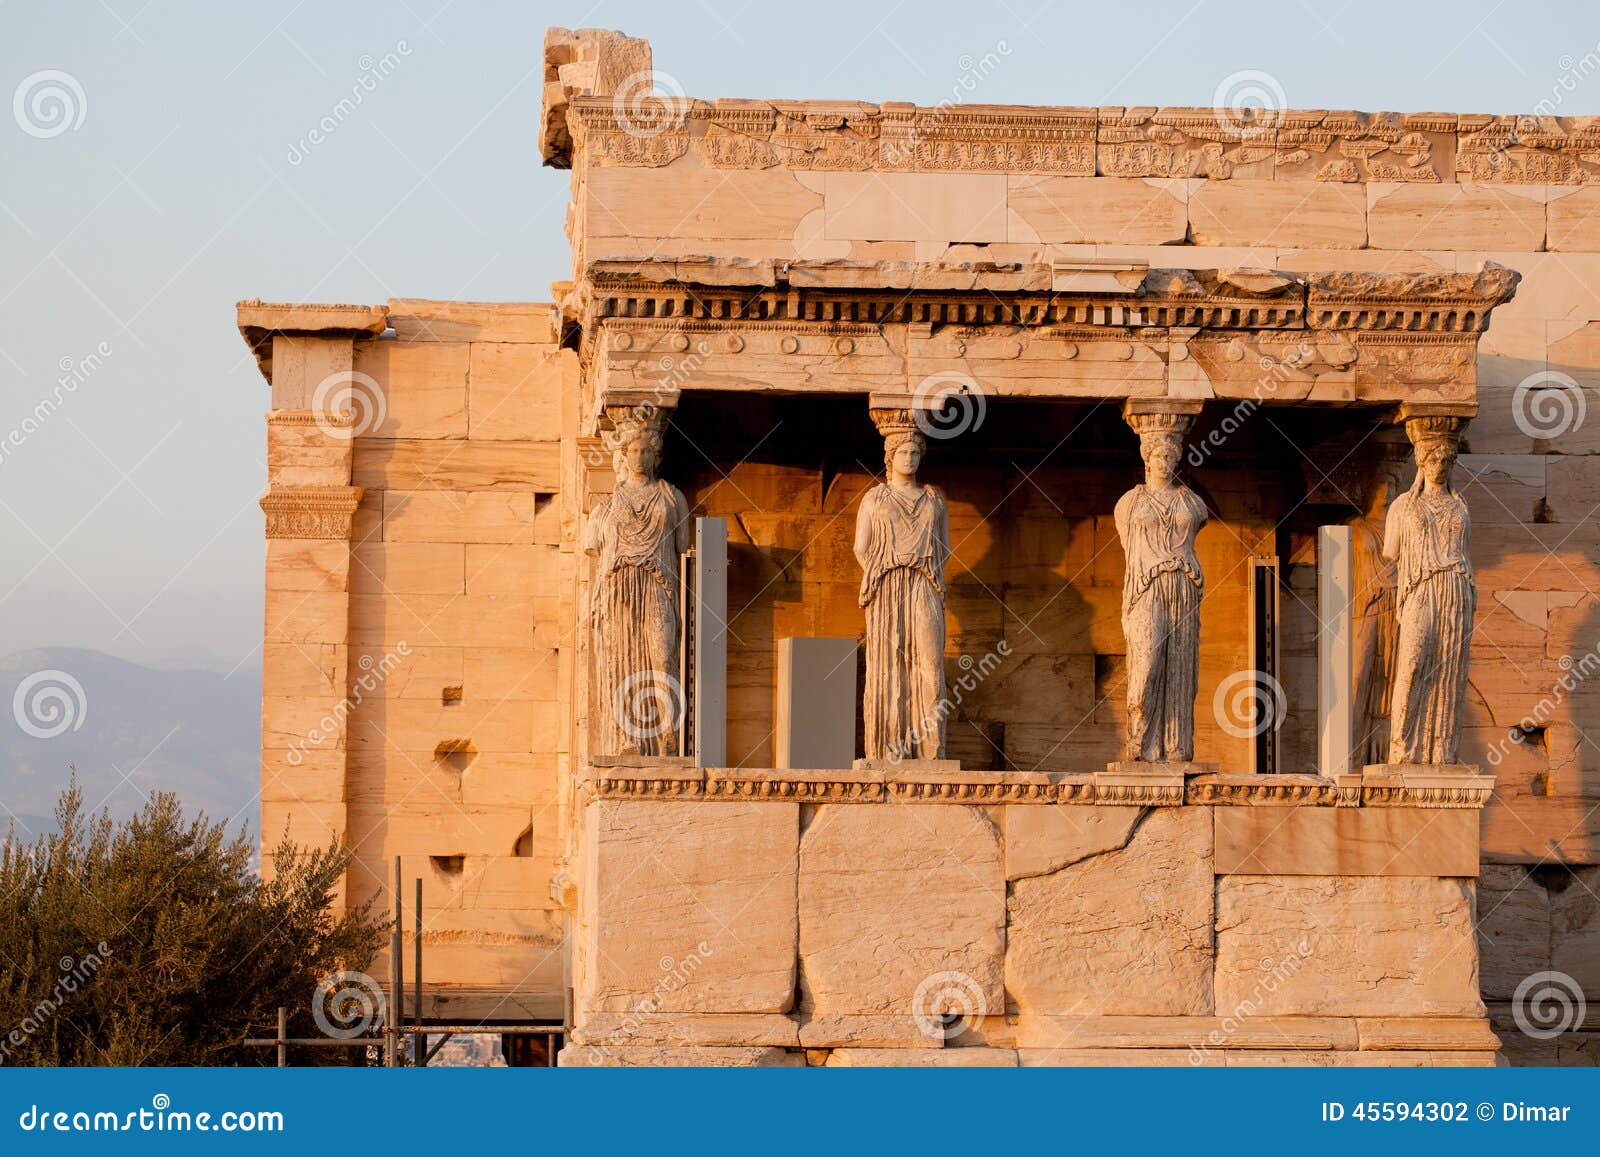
565,780,1493,1067
253,299,578,1019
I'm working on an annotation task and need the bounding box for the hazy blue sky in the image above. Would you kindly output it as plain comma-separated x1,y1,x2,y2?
2,0,1597,674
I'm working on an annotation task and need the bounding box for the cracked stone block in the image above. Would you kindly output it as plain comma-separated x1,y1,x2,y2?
1216,875,1482,1017
581,800,798,1014
1006,806,1213,1017
798,803,1004,1019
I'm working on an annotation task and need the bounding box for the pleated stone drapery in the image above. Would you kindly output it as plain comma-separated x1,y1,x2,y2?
1386,487,1476,765
586,478,689,757
857,482,949,761
1115,482,1207,762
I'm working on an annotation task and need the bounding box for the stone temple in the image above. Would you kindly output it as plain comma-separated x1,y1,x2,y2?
238,27,1600,1066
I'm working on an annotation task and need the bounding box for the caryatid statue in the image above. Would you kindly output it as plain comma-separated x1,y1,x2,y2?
1115,406,1208,763
583,410,691,757
856,409,951,762
1384,415,1475,766
1351,450,1403,767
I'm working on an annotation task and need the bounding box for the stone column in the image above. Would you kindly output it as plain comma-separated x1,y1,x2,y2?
1367,405,1480,780
854,403,954,769
252,324,370,892
1108,399,1216,779
583,402,691,762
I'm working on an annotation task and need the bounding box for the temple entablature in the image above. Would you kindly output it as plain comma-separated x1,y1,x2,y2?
564,256,1517,434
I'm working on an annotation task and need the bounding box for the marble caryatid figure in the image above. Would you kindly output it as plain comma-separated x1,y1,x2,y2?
1385,415,1475,766
584,412,691,757
1115,407,1208,763
856,409,950,762
1351,454,1402,767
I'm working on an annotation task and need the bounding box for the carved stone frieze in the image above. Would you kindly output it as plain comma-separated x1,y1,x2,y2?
580,765,1490,807
1276,111,1454,183
547,80,1599,184
259,485,363,540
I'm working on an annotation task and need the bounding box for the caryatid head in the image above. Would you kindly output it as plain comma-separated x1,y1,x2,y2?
1127,409,1195,489
1404,415,1464,494
605,409,666,484
870,408,928,483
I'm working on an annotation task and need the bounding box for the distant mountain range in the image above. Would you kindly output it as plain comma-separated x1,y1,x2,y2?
0,648,260,840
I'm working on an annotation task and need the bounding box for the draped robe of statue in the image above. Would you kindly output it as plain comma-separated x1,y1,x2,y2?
1115,482,1207,762
856,482,950,761
1384,484,1475,765
1351,512,1397,767
585,477,690,756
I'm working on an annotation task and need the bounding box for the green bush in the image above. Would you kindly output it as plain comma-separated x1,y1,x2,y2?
0,780,386,1065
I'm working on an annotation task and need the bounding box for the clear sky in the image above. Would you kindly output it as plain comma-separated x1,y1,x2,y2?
2,0,1597,673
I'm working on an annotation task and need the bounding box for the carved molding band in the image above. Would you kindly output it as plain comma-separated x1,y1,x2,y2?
579,260,1518,338
260,485,364,540
559,98,1600,185
581,767,1491,808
